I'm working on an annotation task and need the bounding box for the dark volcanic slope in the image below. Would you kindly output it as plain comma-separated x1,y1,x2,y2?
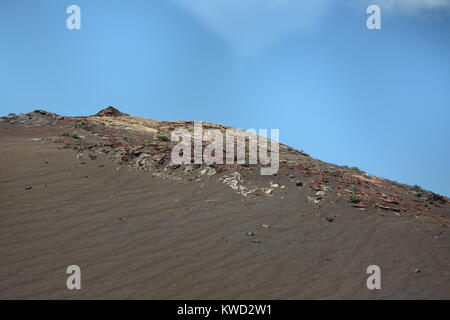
0,109,449,299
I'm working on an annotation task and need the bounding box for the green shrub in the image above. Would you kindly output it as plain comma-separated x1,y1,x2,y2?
157,135,170,142
61,132,80,139
350,166,365,174
349,194,360,203
410,185,423,192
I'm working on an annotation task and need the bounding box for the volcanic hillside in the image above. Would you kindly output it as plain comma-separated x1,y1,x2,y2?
0,107,449,299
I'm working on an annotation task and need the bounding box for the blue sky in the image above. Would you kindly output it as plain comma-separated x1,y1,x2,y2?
0,0,449,196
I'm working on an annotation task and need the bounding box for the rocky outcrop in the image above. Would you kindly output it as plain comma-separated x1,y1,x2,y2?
95,106,128,117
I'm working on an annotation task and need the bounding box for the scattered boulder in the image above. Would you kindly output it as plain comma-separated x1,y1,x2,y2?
375,203,401,212
135,153,151,167
152,154,166,164
199,166,216,176
309,190,327,204
309,180,323,191
270,182,279,188
183,165,193,175
427,193,445,203
316,191,326,200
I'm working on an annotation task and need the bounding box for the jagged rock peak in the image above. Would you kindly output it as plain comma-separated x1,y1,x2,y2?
95,106,128,117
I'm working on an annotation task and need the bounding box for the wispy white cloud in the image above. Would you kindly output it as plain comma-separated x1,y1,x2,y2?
171,0,449,55
171,0,331,56
366,0,450,11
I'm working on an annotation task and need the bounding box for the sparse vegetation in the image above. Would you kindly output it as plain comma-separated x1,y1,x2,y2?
74,123,84,129
392,180,410,189
342,165,365,175
325,216,334,222
60,132,80,139
157,135,170,142
326,168,340,175
349,194,360,203
350,166,365,174
123,136,131,142
410,185,423,192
